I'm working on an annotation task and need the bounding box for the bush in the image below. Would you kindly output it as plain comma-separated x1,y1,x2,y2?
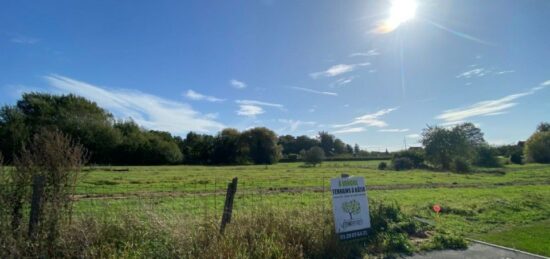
451,157,471,173
474,146,501,167
378,162,388,170
302,146,325,166
393,157,413,171
510,152,523,165
524,131,550,163
393,150,425,168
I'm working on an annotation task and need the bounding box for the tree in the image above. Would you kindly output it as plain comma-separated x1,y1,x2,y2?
353,144,361,155
240,127,281,164
181,132,214,164
333,139,347,154
295,135,320,153
454,122,486,147
302,146,325,166
212,128,243,164
278,135,297,155
524,130,550,163
342,200,360,219
536,122,550,133
345,144,353,154
318,131,335,156
1,93,121,164
474,145,501,167
421,125,471,170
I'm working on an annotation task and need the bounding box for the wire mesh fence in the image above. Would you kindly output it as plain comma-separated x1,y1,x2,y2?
71,175,334,224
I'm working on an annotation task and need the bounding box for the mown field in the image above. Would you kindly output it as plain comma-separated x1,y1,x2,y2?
74,161,550,256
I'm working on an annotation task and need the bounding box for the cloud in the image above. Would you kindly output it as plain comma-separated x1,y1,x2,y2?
290,87,338,96
237,105,264,117
235,99,284,108
330,76,355,87
456,67,514,79
456,68,491,79
496,70,515,75
185,89,224,102
310,63,370,78
378,128,409,133
541,80,550,86
230,79,247,89
349,49,380,57
235,99,284,117
333,127,366,134
11,36,39,44
332,107,398,128
278,119,316,132
436,84,548,124
44,74,224,134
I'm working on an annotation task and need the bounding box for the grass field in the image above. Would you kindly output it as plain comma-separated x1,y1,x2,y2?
73,161,550,256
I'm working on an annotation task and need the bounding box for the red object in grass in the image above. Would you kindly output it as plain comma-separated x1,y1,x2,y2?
433,204,441,213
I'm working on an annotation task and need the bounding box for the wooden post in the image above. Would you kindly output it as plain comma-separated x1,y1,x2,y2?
220,177,238,234
28,175,45,239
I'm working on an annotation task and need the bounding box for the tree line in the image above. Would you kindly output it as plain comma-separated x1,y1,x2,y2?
0,93,360,165
386,121,550,172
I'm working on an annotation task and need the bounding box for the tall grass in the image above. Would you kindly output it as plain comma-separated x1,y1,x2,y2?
1,200,465,258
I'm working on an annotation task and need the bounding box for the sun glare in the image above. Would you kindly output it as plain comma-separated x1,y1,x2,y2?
390,0,417,24
375,0,417,33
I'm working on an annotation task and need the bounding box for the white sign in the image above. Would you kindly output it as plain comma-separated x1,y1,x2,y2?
331,176,371,240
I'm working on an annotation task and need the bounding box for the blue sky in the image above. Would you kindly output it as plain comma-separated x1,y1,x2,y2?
1,0,549,151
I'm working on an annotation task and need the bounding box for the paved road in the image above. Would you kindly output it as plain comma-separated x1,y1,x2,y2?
404,242,547,259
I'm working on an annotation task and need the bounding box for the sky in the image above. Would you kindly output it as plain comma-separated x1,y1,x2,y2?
1,0,549,151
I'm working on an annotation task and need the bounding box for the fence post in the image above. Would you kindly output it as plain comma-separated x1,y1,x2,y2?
28,175,45,239
220,177,238,234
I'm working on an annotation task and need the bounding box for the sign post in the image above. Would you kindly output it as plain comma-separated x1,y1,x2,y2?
331,175,371,240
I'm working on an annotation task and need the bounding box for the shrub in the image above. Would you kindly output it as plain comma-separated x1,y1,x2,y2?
378,162,388,170
302,146,325,166
393,150,425,168
510,152,523,165
474,145,501,167
393,157,414,171
451,157,471,173
524,131,550,163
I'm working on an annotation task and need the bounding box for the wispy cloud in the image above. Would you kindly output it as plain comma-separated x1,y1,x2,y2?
456,68,491,79
456,67,514,79
333,127,366,134
436,82,549,124
310,63,370,78
185,89,224,102
45,74,224,134
496,70,515,75
236,99,284,108
230,79,247,89
237,105,264,117
235,99,284,117
330,76,355,87
11,36,40,44
332,107,398,128
290,87,338,96
378,128,409,133
278,119,316,132
349,49,380,57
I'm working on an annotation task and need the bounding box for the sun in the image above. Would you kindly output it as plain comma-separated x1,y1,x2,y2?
375,0,418,33
389,0,418,25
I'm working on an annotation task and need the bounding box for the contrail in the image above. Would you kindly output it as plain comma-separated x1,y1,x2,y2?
422,18,496,46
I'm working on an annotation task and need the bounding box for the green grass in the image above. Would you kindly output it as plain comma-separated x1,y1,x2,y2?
70,161,550,256
475,220,550,257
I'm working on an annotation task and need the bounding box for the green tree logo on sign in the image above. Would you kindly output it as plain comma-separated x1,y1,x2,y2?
342,200,360,219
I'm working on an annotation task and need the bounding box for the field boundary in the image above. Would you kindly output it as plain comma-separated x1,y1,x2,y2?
72,181,550,200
